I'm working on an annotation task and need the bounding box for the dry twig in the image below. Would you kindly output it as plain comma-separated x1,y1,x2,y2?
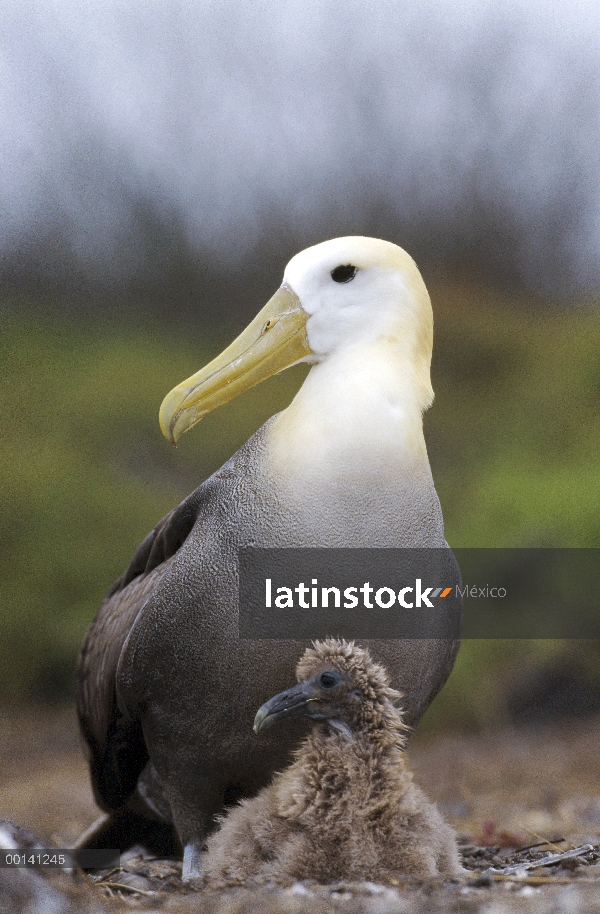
489,844,594,877
99,881,156,896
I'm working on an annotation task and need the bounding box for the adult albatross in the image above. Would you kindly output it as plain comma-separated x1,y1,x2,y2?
76,236,459,879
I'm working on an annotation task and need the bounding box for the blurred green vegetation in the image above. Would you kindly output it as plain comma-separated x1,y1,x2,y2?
1,283,599,727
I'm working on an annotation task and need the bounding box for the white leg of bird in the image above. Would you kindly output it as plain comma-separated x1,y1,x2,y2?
182,843,202,882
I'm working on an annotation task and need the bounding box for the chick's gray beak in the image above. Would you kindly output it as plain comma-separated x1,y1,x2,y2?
253,682,322,734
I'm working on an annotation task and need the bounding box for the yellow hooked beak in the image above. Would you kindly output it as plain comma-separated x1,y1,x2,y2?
159,284,312,445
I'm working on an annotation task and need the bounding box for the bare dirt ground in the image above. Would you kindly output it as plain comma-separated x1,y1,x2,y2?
2,705,600,913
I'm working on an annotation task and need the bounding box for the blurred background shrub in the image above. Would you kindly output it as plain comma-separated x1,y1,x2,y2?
2,282,599,727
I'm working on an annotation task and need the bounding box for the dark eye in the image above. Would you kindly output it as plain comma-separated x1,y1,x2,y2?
331,264,357,283
320,672,339,689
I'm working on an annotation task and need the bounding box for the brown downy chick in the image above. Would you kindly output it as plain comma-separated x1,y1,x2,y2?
202,639,462,884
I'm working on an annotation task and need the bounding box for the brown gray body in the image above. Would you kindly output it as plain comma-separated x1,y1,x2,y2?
77,419,459,852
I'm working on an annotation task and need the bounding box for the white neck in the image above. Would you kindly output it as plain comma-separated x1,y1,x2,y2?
266,339,431,485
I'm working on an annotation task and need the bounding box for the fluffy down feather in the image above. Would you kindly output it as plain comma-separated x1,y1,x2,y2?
203,640,462,884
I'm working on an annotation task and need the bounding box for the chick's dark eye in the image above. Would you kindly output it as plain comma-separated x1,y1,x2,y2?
331,264,357,283
319,672,339,689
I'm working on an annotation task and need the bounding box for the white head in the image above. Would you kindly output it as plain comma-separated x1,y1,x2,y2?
283,236,434,411
159,236,435,449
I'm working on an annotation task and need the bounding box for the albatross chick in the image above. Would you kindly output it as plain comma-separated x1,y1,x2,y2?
203,640,462,884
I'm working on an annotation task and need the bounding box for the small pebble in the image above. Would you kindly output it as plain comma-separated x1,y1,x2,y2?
289,882,313,896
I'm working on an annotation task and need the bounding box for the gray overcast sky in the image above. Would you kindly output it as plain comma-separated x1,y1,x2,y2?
1,0,599,293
